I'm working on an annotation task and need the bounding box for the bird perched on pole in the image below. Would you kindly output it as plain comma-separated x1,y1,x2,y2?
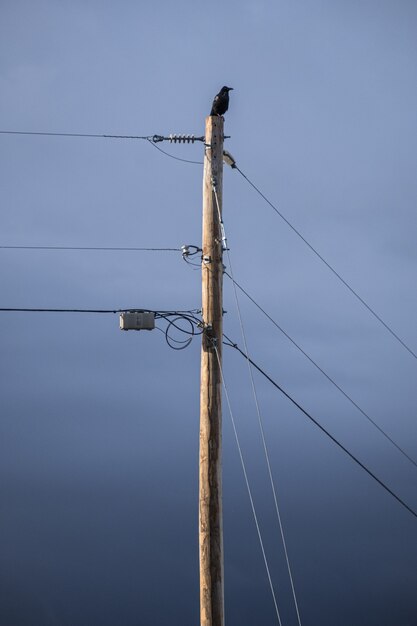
210,86,234,117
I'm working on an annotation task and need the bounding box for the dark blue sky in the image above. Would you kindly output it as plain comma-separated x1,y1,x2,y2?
1,1,417,624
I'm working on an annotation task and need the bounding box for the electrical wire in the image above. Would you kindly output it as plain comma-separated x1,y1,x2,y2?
223,271,417,471
213,344,283,626
9,128,414,359
233,165,417,362
0,130,151,140
0,245,181,252
224,336,417,521
0,307,203,349
0,130,207,144
227,268,303,625
0,307,123,313
163,317,194,350
212,185,302,625
181,244,202,268
157,311,203,350
0,307,201,317
147,139,203,165
0,128,203,162
1,307,203,353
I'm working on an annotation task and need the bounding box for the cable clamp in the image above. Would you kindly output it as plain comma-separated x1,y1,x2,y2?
202,255,212,265
204,324,217,348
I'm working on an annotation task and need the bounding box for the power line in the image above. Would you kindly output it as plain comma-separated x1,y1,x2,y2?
7,129,414,359
224,271,417,471
224,336,417,522
233,165,417,362
213,345,283,626
0,307,122,313
0,307,201,316
0,130,151,140
212,186,302,625
147,139,203,165
0,128,205,163
0,245,181,252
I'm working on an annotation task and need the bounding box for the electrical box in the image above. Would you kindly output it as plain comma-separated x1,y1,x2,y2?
119,311,155,331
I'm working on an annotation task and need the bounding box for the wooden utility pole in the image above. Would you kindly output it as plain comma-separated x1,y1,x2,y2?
199,115,225,626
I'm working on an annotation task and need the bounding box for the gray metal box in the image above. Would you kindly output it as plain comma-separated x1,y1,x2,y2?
119,311,155,331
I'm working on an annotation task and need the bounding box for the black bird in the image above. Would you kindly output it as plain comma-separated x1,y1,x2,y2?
210,86,234,117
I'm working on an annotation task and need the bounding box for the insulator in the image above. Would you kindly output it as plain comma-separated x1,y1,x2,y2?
223,150,237,168
167,134,198,144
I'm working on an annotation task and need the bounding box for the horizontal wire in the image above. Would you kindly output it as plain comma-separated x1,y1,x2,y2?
224,336,417,521
235,166,417,362
0,307,122,313
0,245,181,252
0,307,201,316
224,271,417,470
0,130,151,140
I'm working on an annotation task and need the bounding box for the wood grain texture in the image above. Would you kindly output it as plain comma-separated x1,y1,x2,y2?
199,115,225,626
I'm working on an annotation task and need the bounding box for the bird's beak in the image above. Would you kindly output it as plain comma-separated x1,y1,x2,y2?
229,87,234,91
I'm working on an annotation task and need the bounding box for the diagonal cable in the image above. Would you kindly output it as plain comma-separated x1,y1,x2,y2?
224,336,417,522
223,271,417,471
233,165,417,362
213,345,283,626
212,185,302,625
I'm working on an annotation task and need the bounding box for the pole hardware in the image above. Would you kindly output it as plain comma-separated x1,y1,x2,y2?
202,323,218,350
150,134,230,145
222,150,237,169
181,244,202,258
151,134,205,144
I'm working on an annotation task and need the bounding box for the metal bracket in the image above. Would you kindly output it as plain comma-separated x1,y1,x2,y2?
204,324,217,348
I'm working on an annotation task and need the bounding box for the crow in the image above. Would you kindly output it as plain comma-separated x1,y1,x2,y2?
210,86,234,117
